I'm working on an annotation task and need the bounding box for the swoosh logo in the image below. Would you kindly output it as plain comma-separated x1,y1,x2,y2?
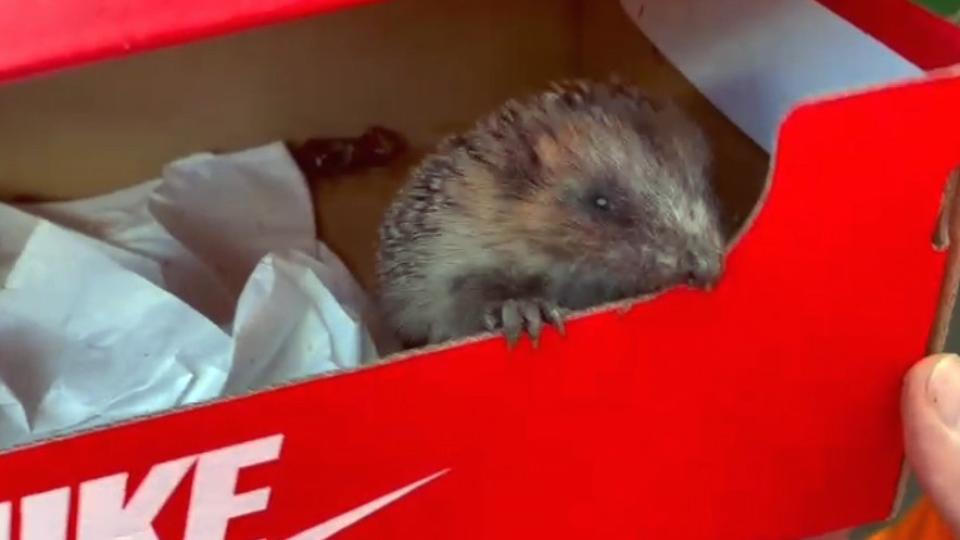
285,469,451,540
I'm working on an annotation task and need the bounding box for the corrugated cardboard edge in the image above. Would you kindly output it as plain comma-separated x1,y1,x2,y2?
928,168,960,354
887,166,960,523
866,163,960,533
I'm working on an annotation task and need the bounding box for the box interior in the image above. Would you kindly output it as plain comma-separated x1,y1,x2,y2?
0,0,768,293
2,5,959,533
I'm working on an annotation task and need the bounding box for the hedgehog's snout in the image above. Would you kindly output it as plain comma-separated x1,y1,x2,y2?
681,248,724,290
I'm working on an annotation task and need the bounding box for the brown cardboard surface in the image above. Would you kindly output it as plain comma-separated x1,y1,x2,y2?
930,167,960,353
0,0,768,291
0,0,579,198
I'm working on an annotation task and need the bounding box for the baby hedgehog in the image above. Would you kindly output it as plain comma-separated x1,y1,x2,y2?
377,79,725,348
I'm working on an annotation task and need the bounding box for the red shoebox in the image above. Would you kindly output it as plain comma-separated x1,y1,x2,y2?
1,1,959,538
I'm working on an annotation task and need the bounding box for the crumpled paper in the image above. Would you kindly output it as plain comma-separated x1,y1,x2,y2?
0,142,390,450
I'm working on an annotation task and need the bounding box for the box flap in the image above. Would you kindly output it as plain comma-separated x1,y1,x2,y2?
819,0,960,70
0,0,383,83
622,0,928,152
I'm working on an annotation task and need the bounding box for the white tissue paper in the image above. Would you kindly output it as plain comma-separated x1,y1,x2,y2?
0,142,387,450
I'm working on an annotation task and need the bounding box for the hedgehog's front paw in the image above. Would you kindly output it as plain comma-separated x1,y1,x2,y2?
483,298,566,349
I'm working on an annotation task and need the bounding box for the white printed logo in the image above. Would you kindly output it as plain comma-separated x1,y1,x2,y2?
286,469,450,540
0,435,449,540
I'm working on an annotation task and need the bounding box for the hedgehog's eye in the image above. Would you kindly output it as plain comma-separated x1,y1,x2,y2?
581,185,636,227
582,189,615,215
593,195,610,210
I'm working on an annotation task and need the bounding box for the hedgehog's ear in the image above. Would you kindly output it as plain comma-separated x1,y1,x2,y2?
533,133,562,171
626,95,669,137
532,125,577,172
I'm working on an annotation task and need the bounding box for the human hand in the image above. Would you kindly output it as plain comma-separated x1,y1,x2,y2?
901,353,960,536
807,353,960,540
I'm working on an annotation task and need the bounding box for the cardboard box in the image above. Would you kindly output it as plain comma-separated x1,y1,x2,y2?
0,0,959,538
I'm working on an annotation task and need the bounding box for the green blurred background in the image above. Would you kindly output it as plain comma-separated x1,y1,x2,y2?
914,0,960,20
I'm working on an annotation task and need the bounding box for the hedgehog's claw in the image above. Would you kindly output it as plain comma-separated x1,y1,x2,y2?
543,303,566,337
501,299,524,349
485,298,566,349
520,300,545,348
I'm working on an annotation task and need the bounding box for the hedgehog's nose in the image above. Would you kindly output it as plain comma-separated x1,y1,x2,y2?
683,251,723,290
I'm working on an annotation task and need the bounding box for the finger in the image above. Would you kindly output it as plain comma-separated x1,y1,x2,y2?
902,353,960,536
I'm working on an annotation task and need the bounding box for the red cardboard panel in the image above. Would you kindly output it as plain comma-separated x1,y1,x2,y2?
0,72,958,540
818,0,960,69
0,0,383,84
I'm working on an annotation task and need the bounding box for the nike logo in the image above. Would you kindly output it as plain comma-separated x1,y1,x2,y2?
285,469,451,540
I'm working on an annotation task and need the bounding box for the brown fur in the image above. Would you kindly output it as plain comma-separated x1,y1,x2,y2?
377,79,725,346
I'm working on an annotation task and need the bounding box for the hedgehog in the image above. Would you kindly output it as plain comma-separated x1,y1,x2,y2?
376,79,725,348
